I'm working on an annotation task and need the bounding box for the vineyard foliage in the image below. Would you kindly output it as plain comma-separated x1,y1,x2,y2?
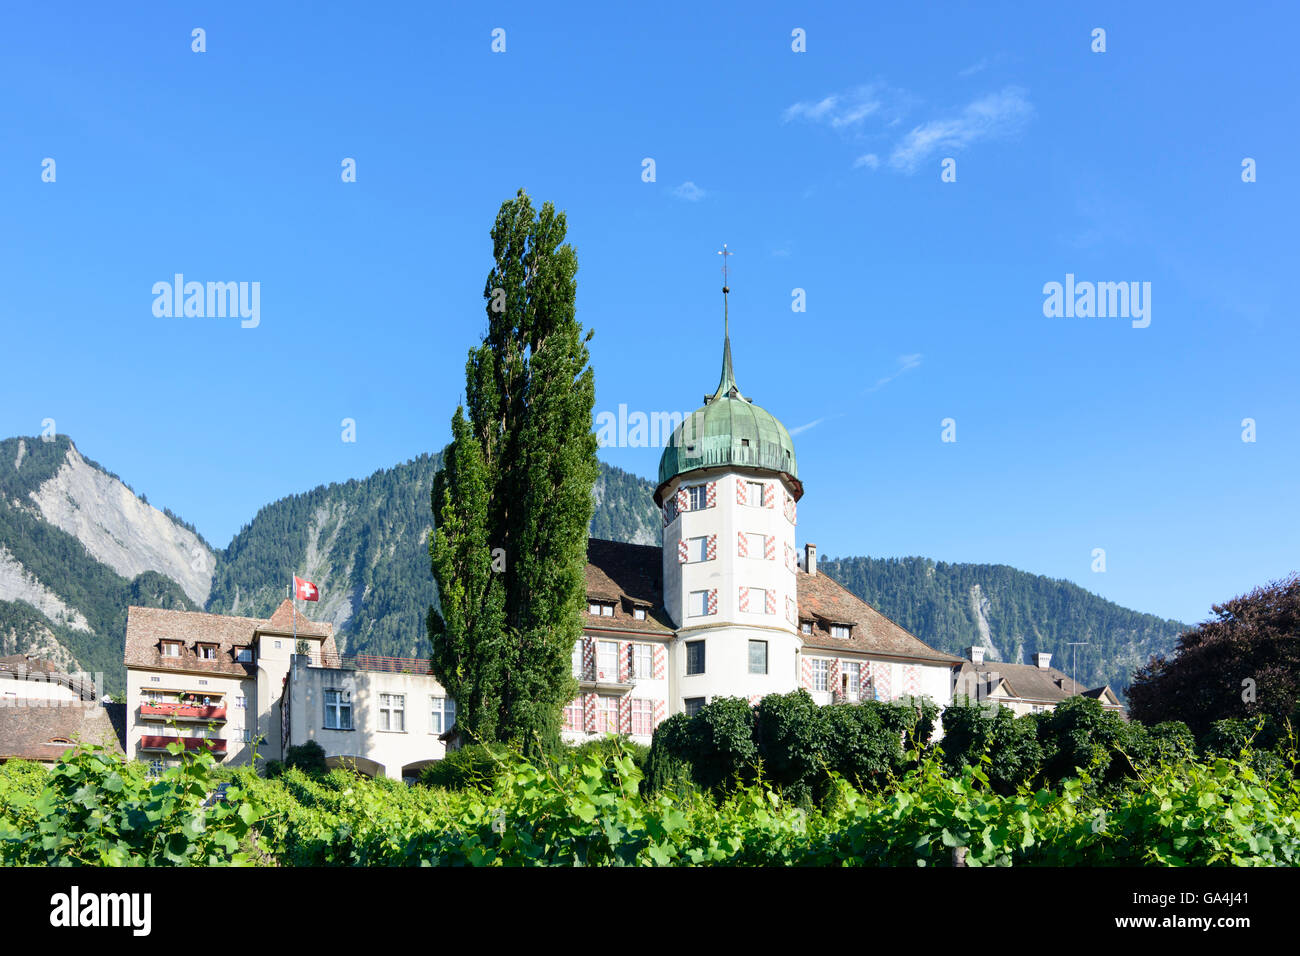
4,734,1300,866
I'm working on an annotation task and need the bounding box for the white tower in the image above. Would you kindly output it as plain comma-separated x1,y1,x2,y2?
654,251,804,714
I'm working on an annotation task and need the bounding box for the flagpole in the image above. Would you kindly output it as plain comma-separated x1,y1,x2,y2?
291,575,298,651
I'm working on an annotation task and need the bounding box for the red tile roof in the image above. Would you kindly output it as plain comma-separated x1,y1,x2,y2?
125,601,338,677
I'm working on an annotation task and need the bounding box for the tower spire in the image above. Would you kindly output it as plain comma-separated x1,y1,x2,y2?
709,245,743,404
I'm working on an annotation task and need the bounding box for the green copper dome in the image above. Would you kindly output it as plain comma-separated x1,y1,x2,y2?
655,323,800,502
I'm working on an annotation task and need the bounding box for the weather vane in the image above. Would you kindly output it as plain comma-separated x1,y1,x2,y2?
717,243,733,294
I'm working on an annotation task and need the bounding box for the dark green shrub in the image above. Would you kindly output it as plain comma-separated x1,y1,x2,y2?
823,701,910,792
284,740,328,776
419,743,510,791
683,696,757,791
940,701,1043,794
565,736,650,774
754,690,828,799
644,713,696,795
1036,697,1130,787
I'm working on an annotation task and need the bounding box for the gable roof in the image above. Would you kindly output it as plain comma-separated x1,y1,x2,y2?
955,660,1089,704
795,569,965,664
583,539,674,636
125,601,338,677
0,654,101,701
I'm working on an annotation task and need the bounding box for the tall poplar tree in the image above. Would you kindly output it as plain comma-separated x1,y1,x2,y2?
428,190,598,749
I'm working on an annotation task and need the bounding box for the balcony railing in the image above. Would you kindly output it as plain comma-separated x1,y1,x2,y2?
139,735,228,755
139,702,227,722
315,653,434,675
574,666,635,690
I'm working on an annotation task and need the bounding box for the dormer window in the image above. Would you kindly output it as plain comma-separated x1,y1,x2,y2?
197,643,217,660
800,621,813,635
588,601,615,617
161,641,181,658
633,607,647,621
830,624,852,640
235,647,253,663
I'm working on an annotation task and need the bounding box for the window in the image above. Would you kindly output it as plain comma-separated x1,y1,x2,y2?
688,590,710,617
149,676,160,683
688,536,708,562
631,698,653,736
745,532,768,558
598,695,620,733
241,730,251,742
324,689,353,730
811,658,829,692
746,587,769,613
688,485,707,510
588,601,615,617
632,644,653,679
800,621,813,635
235,647,253,662
597,641,618,679
274,641,282,649
633,607,647,621
684,697,705,718
686,640,706,676
198,644,216,660
563,698,584,732
162,642,181,658
145,690,161,704
746,481,763,505
431,696,456,734
842,662,861,700
379,693,405,732
748,640,768,675
198,679,208,686
571,643,584,678
236,696,246,710
148,759,163,778
831,624,852,640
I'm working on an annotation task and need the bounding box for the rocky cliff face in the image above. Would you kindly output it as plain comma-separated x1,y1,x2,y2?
26,444,214,606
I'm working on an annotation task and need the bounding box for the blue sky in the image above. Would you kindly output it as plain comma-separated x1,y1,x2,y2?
1,1,1295,626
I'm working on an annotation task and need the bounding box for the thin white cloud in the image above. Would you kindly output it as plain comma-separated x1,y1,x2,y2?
783,84,885,129
865,354,922,393
670,181,706,202
853,153,880,170
958,58,988,78
888,86,1032,173
789,417,826,436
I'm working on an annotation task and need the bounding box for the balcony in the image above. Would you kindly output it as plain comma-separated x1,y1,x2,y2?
139,702,227,722
138,735,228,755
315,653,434,675
574,666,635,694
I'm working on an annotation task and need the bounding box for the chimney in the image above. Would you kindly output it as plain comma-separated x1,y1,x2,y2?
1035,652,1052,670
805,543,817,575
968,646,985,665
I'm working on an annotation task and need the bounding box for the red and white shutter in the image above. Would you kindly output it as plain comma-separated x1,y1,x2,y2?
653,644,666,679
765,534,776,561
676,487,689,514
618,644,629,683
829,659,841,697
738,586,750,613
678,539,689,563
859,664,872,699
871,662,893,700
904,664,920,698
706,481,717,508
765,589,776,615
800,656,812,690
737,531,748,558
582,637,595,681
584,693,598,733
654,699,667,728
706,589,718,615
619,696,631,735
736,479,747,506
763,483,775,509
706,534,717,560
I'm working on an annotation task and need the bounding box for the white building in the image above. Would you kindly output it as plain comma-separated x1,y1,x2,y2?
124,600,456,780
562,318,963,746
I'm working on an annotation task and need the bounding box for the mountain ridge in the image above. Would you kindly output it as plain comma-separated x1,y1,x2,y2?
0,434,1188,698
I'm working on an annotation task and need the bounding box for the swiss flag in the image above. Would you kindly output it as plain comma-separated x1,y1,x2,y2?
294,576,319,602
